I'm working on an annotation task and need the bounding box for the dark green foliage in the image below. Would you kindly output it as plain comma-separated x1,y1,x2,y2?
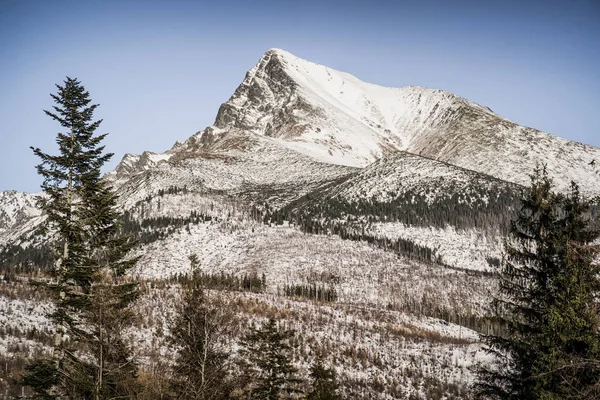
391,301,507,337
20,359,59,400
253,205,443,264
21,77,140,399
247,169,522,268
307,361,340,400
476,167,600,399
336,228,440,264
169,254,233,399
259,177,521,234
157,185,189,197
240,317,303,399
251,189,518,265
0,242,53,273
0,198,219,274
118,209,217,245
485,256,501,268
282,283,337,302
170,269,266,293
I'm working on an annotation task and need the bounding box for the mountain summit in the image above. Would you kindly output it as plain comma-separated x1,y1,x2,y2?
171,48,599,195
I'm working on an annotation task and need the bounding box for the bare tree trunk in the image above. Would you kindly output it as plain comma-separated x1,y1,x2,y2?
200,308,209,400
96,327,103,400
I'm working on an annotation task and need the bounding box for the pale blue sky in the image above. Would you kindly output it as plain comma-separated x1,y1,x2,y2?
1,0,599,192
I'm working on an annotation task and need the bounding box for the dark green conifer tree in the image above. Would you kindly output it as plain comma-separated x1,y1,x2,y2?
240,317,302,399
169,254,233,399
21,77,140,399
307,360,340,400
476,167,600,399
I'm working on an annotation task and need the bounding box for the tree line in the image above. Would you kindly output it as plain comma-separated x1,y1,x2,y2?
281,282,338,303
264,179,523,235
169,269,267,293
251,204,444,265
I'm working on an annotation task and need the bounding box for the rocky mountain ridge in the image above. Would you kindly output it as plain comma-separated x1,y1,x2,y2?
186,48,600,195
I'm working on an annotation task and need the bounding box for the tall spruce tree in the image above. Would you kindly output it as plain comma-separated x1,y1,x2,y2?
21,77,140,399
169,254,233,399
476,167,600,399
240,317,302,399
307,360,340,400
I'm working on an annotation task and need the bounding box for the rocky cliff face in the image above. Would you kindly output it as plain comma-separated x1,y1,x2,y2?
107,151,173,182
0,191,40,232
214,49,309,134
0,190,42,246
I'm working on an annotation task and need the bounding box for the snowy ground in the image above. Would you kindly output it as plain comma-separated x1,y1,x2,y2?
1,277,488,399
132,217,497,317
369,222,502,272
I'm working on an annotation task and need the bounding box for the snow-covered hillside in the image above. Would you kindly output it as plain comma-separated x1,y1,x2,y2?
3,47,596,295
272,151,519,272
111,131,356,210
308,151,520,205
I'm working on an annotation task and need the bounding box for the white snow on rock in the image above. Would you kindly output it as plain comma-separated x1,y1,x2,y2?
201,48,600,196
0,191,43,246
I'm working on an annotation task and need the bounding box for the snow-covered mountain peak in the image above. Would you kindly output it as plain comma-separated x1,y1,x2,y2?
108,48,600,196
212,49,501,157
202,48,600,194
211,49,466,167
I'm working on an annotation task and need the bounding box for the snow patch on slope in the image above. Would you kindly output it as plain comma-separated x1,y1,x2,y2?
370,222,502,272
